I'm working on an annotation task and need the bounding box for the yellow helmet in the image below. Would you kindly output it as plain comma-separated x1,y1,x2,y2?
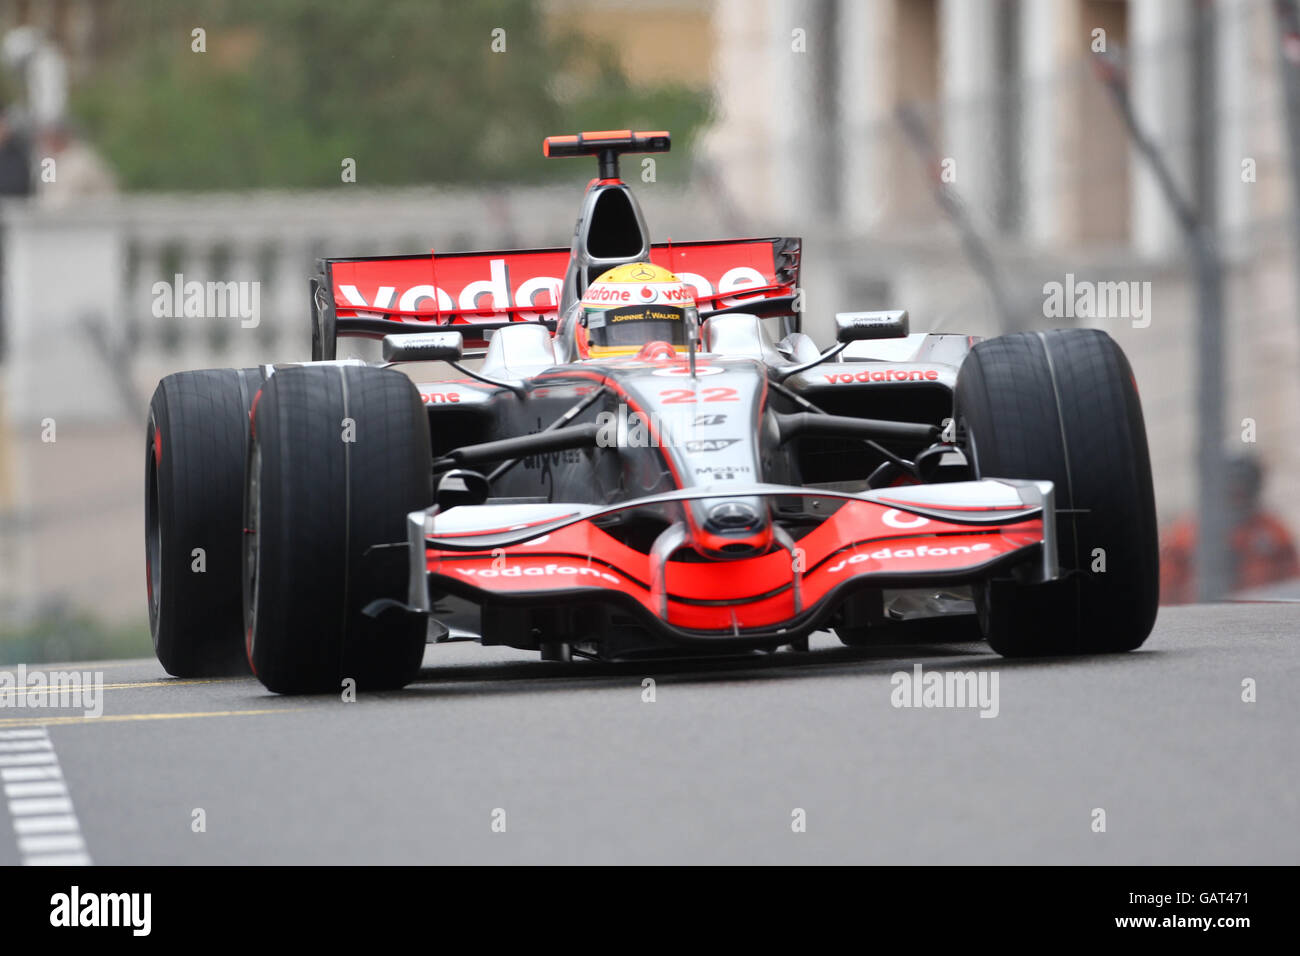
579,262,697,357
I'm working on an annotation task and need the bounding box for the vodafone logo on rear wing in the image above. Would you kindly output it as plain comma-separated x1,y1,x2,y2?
335,250,568,322
326,238,801,324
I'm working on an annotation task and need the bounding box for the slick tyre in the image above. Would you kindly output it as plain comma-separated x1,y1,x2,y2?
245,364,431,694
955,329,1158,656
146,367,266,676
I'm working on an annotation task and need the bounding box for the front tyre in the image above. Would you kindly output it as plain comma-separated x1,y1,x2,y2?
245,364,431,694
955,329,1158,656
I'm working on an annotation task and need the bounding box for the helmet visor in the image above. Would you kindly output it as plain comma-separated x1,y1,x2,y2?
585,304,688,351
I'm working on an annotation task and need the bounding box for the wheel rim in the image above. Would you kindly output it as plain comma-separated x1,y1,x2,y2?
145,426,163,640
243,443,262,657
960,417,982,478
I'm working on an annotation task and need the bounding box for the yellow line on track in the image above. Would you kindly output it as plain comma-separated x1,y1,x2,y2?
0,678,238,696
0,708,296,729
90,679,240,690
1,659,156,672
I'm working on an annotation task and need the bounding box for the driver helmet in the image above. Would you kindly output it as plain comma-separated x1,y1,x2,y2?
578,262,698,358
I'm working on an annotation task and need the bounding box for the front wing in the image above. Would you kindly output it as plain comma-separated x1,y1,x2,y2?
404,479,1057,642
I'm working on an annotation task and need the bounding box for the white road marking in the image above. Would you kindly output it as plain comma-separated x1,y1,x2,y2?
18,833,85,853
13,814,78,834
5,781,67,798
0,728,91,865
9,797,73,816
0,751,57,765
25,852,93,865
0,765,62,782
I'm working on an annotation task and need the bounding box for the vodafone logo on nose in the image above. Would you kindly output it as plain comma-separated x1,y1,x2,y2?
882,509,929,529
827,541,993,573
822,368,940,384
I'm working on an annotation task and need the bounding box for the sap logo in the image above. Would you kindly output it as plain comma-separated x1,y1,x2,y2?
823,369,940,384
827,542,992,572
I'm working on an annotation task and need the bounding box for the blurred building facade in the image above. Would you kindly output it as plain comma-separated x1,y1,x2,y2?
702,0,1300,585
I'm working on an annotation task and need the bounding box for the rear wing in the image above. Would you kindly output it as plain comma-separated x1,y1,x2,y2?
310,237,801,359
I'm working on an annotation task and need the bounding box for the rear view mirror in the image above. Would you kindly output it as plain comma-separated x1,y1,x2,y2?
382,331,464,363
835,310,909,343
435,469,490,509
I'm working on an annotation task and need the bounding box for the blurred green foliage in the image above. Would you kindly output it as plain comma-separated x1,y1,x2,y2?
71,0,711,191
0,607,150,666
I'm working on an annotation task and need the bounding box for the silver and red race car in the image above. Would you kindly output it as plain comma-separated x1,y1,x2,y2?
145,130,1159,694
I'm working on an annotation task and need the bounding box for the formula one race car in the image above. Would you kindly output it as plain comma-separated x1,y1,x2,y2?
145,130,1159,693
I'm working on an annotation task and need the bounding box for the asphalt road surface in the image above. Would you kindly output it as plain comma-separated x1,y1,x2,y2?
1,603,1295,865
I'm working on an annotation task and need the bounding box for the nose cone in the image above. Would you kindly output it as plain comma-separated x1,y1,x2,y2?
689,495,773,558
707,499,762,531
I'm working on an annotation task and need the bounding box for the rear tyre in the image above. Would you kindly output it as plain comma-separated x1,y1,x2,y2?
245,364,431,694
146,367,265,676
955,329,1158,656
